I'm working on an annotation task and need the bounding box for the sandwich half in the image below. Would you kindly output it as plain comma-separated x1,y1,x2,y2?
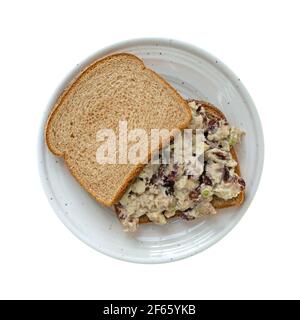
115,100,245,231
45,53,191,206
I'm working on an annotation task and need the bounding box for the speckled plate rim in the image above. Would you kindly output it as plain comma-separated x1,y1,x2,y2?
38,38,264,263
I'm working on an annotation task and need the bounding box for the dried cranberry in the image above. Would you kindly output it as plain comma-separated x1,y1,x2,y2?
163,179,175,195
162,171,177,188
208,119,218,132
203,175,213,186
223,166,230,182
214,151,227,160
238,177,246,189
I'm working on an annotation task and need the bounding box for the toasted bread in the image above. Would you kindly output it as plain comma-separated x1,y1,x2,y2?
45,53,191,206
125,100,245,224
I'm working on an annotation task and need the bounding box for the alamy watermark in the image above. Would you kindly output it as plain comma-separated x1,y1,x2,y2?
96,121,205,167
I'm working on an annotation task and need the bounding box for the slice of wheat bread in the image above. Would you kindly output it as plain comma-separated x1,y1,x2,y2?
45,53,191,206
127,100,245,225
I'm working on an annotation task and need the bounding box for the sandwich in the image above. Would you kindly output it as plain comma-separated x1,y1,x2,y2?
45,53,245,232
115,100,245,231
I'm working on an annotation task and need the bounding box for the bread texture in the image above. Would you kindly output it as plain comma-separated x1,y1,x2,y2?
45,53,191,206
134,100,245,224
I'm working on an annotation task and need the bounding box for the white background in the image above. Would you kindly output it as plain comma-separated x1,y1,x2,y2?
0,0,299,299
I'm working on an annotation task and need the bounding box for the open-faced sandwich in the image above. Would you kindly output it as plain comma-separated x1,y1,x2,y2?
45,53,245,232
115,100,245,231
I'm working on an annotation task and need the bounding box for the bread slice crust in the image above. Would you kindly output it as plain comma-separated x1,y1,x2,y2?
127,100,245,224
45,53,191,206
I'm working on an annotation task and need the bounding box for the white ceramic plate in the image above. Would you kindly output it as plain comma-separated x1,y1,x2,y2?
38,38,264,263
